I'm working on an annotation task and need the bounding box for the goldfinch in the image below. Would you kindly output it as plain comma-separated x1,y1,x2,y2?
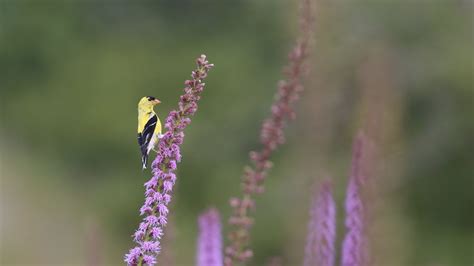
137,96,162,169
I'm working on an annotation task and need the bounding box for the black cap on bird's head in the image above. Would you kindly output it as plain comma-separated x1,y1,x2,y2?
138,96,161,108
145,96,161,105
138,96,161,111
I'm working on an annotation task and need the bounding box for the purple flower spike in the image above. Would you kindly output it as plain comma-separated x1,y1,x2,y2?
304,180,336,266
341,133,369,266
125,55,214,266
225,0,313,264
196,208,223,266
196,209,223,266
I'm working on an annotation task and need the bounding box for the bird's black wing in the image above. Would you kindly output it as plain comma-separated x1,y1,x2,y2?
138,114,157,169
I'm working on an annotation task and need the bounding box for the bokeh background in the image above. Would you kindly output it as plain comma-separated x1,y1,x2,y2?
1,0,472,265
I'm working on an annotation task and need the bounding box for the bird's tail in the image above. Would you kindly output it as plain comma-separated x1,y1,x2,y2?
142,154,148,170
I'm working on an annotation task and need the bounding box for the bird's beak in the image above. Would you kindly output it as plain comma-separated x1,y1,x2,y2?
153,99,161,105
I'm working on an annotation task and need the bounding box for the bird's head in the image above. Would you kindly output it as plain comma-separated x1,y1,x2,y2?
138,96,161,111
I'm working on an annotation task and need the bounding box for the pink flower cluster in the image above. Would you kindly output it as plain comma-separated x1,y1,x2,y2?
304,180,336,266
303,132,371,266
225,0,313,264
197,208,223,266
341,133,370,266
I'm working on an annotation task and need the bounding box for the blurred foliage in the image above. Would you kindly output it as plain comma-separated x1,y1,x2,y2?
1,0,472,265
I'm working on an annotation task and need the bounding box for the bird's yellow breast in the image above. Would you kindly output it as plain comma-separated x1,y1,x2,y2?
154,118,162,135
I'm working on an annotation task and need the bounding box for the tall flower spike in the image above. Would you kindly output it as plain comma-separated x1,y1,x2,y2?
341,132,369,266
304,180,336,266
125,55,214,266
224,0,313,264
196,208,223,266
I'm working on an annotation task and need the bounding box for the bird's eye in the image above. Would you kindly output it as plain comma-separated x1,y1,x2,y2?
147,96,156,101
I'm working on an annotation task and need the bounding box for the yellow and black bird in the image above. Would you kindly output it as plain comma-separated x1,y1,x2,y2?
137,96,162,169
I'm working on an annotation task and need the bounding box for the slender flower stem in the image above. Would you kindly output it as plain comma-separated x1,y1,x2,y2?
341,132,370,266
197,208,223,266
125,55,214,266
224,0,313,265
304,180,336,266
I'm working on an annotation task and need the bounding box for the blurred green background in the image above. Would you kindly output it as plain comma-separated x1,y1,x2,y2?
1,0,472,265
